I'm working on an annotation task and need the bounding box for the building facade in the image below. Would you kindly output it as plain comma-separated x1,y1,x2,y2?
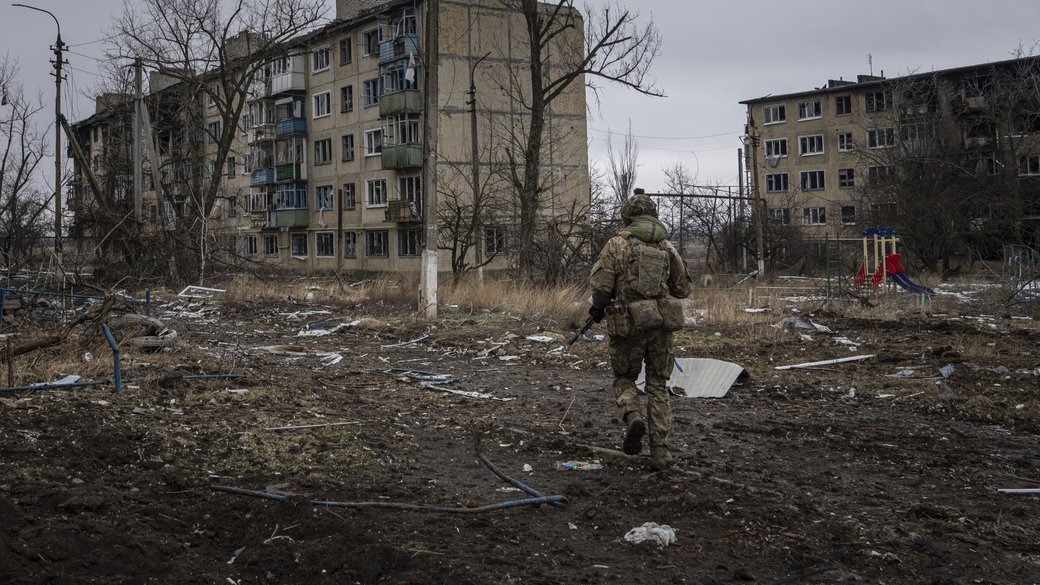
741,57,1040,267
70,0,590,275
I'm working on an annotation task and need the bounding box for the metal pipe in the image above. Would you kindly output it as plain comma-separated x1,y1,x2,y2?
101,323,122,394
0,287,104,301
0,379,107,392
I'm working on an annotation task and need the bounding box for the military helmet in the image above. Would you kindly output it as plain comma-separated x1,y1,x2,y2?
621,193,658,221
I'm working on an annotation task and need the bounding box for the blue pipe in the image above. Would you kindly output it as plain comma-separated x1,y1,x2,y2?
145,289,151,316
0,379,107,392
101,323,122,395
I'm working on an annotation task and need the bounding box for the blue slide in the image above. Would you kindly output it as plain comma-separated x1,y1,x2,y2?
889,271,935,295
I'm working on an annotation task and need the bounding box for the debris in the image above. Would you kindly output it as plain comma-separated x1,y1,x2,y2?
82,352,93,362
556,461,602,471
886,369,917,379
772,316,833,334
743,307,769,313
939,364,956,378
525,335,555,344
937,383,955,396
498,355,521,362
177,285,225,298
623,522,677,547
381,334,430,348
774,354,875,371
420,382,514,401
637,358,749,398
582,331,606,342
997,488,1040,494
30,374,81,387
264,421,360,432
297,320,357,337
522,464,533,473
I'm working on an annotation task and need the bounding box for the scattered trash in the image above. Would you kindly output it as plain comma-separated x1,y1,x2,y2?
886,369,917,379
264,421,360,432
177,285,225,299
997,488,1040,495
775,355,875,371
937,383,955,396
939,364,956,378
498,355,521,361
743,307,769,313
30,374,81,387
108,314,178,349
568,522,578,530
82,352,93,362
833,336,859,350
525,335,555,344
297,319,357,337
772,316,833,334
877,393,896,399
623,522,677,547
683,316,698,327
522,464,533,473
420,382,514,401
582,331,606,342
555,461,602,471
637,358,749,398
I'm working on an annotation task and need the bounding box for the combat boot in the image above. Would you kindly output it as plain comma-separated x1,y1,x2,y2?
622,414,646,455
650,445,673,471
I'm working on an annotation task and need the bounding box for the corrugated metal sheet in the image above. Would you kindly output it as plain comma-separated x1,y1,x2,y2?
636,358,748,398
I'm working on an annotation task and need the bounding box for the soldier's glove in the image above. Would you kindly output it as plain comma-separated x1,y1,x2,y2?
588,305,605,323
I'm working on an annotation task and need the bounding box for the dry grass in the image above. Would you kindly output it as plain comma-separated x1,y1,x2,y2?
440,278,587,326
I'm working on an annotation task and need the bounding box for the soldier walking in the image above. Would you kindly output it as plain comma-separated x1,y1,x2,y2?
587,193,693,470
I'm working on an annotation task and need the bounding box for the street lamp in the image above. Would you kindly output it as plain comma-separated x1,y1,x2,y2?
12,3,65,271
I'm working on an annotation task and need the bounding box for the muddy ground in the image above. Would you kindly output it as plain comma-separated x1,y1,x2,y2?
1,283,1039,584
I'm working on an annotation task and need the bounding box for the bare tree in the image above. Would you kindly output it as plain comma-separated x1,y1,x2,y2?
501,0,662,281
437,158,511,283
0,59,50,270
107,0,325,283
605,119,638,210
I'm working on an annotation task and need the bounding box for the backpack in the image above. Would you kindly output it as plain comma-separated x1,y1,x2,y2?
622,236,670,300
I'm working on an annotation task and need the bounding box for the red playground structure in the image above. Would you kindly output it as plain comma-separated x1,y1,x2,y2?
854,228,935,295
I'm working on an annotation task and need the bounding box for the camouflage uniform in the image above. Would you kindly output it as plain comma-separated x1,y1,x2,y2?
589,195,693,469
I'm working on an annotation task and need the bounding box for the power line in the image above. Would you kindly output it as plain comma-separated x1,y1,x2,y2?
588,127,738,141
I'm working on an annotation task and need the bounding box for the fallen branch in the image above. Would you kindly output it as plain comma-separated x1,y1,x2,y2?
264,421,360,432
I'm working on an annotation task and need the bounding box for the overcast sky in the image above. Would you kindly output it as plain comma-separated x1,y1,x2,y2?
2,0,1038,193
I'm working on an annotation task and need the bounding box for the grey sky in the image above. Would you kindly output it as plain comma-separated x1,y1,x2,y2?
2,0,1038,194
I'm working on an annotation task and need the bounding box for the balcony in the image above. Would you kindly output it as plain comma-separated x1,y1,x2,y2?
386,199,421,223
381,144,423,169
276,163,306,182
268,209,309,228
276,118,307,136
250,168,275,187
379,34,419,63
270,58,306,95
250,124,275,144
379,89,422,117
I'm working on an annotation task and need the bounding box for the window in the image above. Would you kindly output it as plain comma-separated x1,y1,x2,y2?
381,61,418,95
243,235,258,257
838,168,855,188
768,208,790,224
315,185,334,210
263,235,278,256
339,37,352,65
342,232,357,258
314,138,332,165
800,170,825,191
275,186,307,209
799,135,824,156
398,228,422,256
867,165,896,184
398,175,422,216
342,183,356,208
362,28,382,56
841,205,856,225
835,95,852,116
485,226,507,256
243,153,254,173
362,79,380,107
312,46,330,72
764,138,788,158
207,84,218,107
227,196,238,217
313,91,331,118
364,128,383,156
383,113,421,145
763,104,786,124
865,90,892,112
291,233,308,256
365,230,389,256
341,134,355,161
207,121,220,143
316,232,334,257
226,156,236,177
366,178,387,206
900,123,925,143
765,173,789,193
798,100,821,120
1019,155,1040,176
870,202,898,220
837,131,854,152
246,191,269,212
867,128,894,149
340,85,353,112
803,207,826,225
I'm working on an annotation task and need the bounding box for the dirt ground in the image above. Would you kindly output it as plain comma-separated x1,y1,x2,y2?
1,282,1039,584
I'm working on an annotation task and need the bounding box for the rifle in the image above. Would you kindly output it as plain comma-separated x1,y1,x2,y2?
567,315,596,345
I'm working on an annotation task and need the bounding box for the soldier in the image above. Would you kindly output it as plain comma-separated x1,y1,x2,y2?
588,193,693,470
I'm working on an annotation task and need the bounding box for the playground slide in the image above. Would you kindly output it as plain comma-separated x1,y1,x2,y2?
889,271,935,295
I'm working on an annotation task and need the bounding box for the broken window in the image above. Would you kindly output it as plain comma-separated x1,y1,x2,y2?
365,230,389,257
316,232,334,257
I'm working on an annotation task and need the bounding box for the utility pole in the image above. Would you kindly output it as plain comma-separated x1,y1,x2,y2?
737,148,746,271
746,123,765,276
468,51,489,281
14,4,65,273
420,0,440,318
133,58,143,223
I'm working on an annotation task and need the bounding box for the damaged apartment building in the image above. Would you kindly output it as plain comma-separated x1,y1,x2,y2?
741,55,1040,267
69,0,590,274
